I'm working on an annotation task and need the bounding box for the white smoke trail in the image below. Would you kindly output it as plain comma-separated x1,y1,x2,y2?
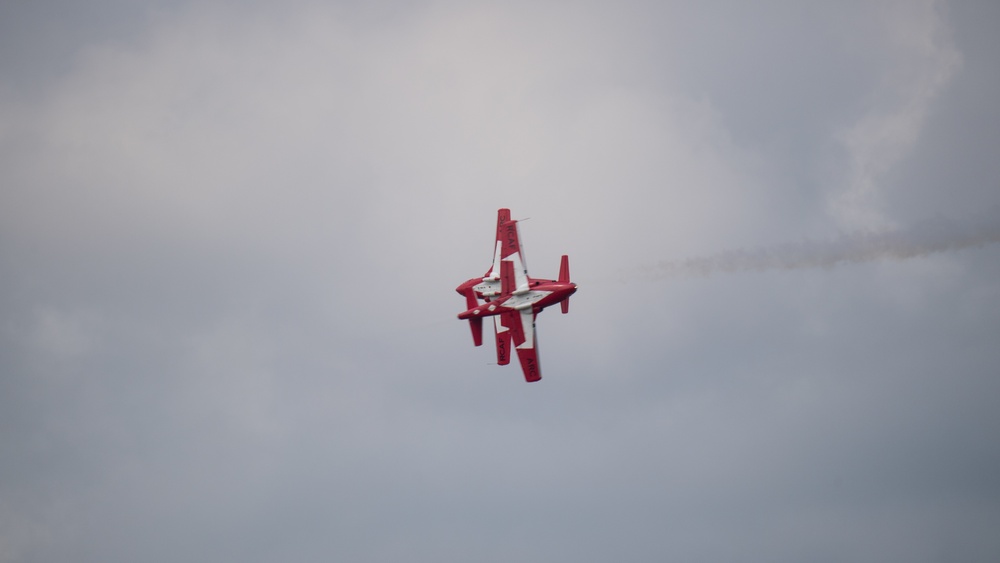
645,210,1000,279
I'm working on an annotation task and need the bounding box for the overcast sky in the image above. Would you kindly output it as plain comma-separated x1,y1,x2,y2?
2,1,999,561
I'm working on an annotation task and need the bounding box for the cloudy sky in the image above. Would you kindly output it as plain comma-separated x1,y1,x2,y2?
2,1,999,561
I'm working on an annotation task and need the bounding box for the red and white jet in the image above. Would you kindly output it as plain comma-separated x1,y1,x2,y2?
456,208,577,382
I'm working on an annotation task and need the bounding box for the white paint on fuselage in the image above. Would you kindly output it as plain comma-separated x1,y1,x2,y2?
473,248,545,312
474,278,500,297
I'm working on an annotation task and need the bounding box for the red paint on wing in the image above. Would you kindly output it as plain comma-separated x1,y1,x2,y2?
500,259,515,297
499,220,520,259
495,322,511,365
501,311,525,348
469,317,483,346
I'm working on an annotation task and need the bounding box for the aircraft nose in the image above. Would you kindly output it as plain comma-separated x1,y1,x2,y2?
456,278,479,294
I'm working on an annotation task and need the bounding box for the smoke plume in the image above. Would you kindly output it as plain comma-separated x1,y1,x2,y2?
646,210,1000,279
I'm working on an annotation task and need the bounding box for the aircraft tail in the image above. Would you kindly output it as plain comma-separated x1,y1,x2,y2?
559,255,571,314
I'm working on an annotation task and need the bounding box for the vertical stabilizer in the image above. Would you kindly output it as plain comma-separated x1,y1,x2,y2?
559,255,571,314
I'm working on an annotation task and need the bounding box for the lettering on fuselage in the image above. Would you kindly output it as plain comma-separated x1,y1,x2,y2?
497,338,507,362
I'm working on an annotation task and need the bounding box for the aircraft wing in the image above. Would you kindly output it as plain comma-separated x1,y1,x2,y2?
502,309,540,382
494,315,511,365
496,208,512,238
499,219,530,294
513,309,540,382
486,208,512,279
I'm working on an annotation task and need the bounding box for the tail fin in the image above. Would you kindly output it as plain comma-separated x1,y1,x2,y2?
558,255,570,283
559,255,570,314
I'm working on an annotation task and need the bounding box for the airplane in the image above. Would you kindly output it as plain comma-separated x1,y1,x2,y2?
455,208,577,382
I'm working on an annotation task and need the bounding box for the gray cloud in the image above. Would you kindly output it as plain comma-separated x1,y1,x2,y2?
1,1,999,562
